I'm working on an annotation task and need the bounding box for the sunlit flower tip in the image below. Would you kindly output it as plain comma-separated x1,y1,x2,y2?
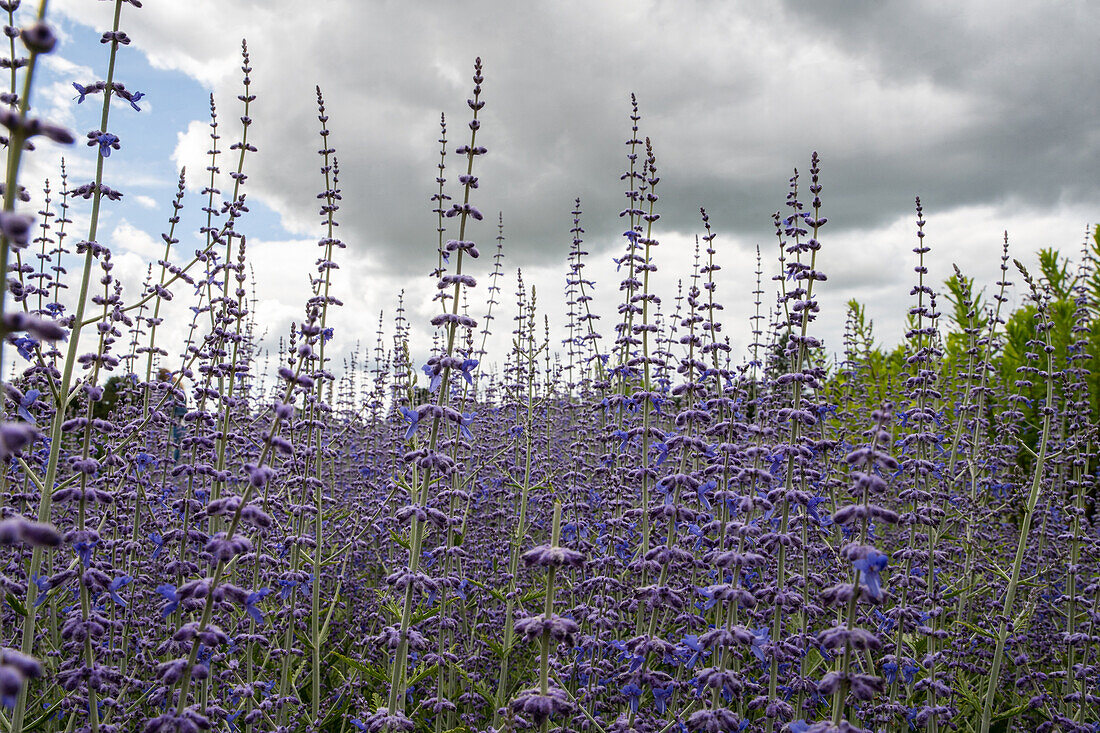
687,708,742,733
521,543,585,568
20,22,56,54
510,688,572,723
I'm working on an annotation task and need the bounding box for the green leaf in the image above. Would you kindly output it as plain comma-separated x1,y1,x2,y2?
407,662,439,686
5,592,27,617
332,652,390,684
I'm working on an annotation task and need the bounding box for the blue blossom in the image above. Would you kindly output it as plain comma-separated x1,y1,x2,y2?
126,90,145,111
149,532,165,560
653,682,675,714
806,495,829,525
459,411,476,441
750,626,770,663
88,131,120,157
696,479,716,511
399,406,419,440
681,635,705,668
457,357,478,384
13,336,37,361
16,389,38,424
156,584,180,616
244,588,272,623
134,451,156,474
611,429,632,453
421,363,442,392
277,579,301,600
72,82,95,103
621,682,643,713
73,536,97,565
31,574,50,607
106,575,133,606
853,549,889,600
652,440,669,466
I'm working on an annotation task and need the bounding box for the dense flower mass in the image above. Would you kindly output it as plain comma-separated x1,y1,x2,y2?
0,2,1097,733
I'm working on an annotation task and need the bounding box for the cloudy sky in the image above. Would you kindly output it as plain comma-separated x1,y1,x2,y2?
16,0,1098,376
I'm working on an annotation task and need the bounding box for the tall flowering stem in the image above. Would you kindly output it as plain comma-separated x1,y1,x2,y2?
979,262,1057,733
380,57,485,731
11,3,125,730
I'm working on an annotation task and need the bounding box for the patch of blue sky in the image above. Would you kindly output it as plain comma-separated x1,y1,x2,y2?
36,12,289,247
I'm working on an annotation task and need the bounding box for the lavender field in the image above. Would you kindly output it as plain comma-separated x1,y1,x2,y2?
2,2,1099,732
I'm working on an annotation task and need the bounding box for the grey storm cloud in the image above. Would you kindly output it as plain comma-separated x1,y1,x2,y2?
56,1,1097,258
51,0,1098,358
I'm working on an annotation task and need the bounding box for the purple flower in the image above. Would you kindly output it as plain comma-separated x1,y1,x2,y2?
681,634,705,668
0,516,61,548
86,131,120,157
421,363,442,392
12,336,36,361
0,211,33,249
21,22,56,54
72,82,94,103
3,311,66,341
